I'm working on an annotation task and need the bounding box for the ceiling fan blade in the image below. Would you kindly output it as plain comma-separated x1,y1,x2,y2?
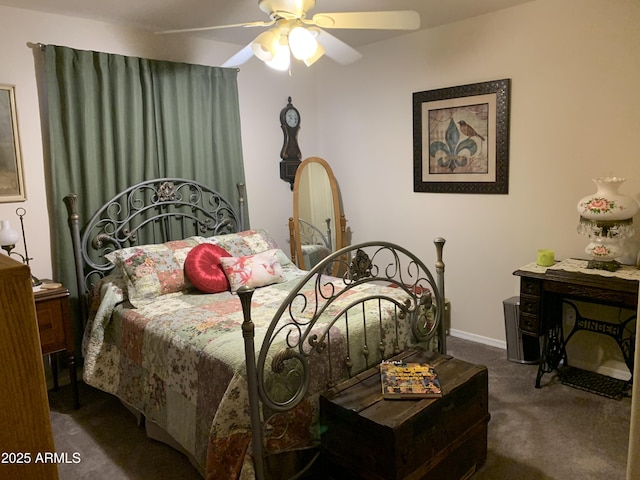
221,44,254,68
313,28,362,65
155,20,273,35
309,11,420,30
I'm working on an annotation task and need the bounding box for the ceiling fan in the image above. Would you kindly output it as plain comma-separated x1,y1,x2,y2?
156,0,420,70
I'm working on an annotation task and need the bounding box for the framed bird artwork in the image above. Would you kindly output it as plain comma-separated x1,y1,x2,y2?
412,79,511,194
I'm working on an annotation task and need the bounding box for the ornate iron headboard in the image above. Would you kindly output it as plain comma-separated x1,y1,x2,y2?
64,178,245,296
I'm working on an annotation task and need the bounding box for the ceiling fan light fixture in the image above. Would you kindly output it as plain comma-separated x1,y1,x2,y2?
303,41,325,66
251,29,280,61
288,26,318,61
161,2,421,69
259,0,315,18
265,42,291,71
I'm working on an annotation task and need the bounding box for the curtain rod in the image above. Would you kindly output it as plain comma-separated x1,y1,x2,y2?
27,42,239,71
26,42,46,51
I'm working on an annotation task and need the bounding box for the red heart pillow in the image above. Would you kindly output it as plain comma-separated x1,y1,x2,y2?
184,243,231,293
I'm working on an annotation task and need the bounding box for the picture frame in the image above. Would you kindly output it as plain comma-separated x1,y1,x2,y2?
413,79,511,194
0,84,26,202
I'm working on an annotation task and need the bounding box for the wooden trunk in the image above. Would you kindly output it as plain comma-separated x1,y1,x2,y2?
319,349,489,480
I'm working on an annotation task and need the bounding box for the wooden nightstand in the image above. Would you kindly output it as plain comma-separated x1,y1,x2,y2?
34,282,79,409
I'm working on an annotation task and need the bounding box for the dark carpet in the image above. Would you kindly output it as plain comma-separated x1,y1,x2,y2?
48,336,631,479
446,337,630,480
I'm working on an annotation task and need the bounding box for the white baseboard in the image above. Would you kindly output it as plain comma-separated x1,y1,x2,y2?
449,329,506,350
449,329,631,381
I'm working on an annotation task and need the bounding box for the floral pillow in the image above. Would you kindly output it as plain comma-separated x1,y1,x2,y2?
184,243,231,293
199,229,279,257
220,249,285,293
105,237,200,307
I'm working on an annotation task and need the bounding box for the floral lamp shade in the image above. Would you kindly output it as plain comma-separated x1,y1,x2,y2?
576,177,639,271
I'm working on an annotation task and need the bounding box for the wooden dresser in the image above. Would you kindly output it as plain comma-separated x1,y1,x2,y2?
0,255,59,480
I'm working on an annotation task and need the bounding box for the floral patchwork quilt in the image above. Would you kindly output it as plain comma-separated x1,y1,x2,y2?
82,261,418,479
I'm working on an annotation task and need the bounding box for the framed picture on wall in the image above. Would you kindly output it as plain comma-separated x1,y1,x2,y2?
0,84,26,202
413,79,511,194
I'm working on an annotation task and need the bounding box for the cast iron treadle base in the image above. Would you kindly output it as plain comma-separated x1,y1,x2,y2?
558,366,629,400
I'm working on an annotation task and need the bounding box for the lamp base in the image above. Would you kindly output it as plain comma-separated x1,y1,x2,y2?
586,259,621,272
31,275,42,287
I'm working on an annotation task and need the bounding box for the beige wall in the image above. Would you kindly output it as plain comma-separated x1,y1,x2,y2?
0,0,639,355
312,0,640,363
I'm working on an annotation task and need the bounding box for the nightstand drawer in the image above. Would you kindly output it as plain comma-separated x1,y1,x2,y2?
35,299,67,354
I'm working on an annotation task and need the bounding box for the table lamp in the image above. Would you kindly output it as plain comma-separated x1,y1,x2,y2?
0,208,42,286
576,177,638,271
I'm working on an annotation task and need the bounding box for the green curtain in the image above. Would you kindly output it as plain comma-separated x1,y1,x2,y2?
44,45,246,309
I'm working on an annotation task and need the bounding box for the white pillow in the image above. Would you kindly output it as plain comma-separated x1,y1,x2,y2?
220,249,285,292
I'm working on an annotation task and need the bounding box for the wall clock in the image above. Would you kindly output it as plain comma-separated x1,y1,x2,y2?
279,96,301,189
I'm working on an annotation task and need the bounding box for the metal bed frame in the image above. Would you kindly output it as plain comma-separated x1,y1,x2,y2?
239,238,446,480
63,177,446,480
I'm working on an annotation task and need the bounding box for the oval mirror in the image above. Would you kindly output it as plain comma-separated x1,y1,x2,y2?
289,157,345,273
